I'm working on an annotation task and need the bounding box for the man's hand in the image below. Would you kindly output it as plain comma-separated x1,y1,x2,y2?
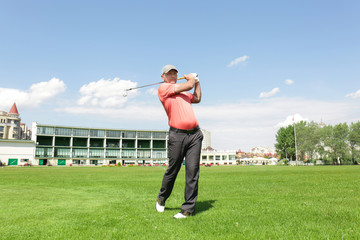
174,73,196,94
184,73,196,82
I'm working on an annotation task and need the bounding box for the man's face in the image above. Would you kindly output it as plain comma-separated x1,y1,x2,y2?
162,69,178,83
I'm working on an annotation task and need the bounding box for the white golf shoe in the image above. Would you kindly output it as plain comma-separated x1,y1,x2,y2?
156,200,165,213
173,211,191,219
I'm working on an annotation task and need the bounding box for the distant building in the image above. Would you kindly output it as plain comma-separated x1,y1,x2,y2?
31,122,170,166
0,103,31,140
0,139,35,165
201,149,236,165
20,123,32,140
0,103,21,139
201,129,211,149
250,146,276,155
1,121,226,166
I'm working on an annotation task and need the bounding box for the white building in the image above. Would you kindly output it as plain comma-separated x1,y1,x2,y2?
0,103,31,140
2,122,228,167
0,103,21,140
201,129,211,149
31,122,169,166
0,139,35,166
201,150,236,165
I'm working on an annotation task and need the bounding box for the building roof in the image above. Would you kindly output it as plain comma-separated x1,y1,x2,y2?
9,103,19,114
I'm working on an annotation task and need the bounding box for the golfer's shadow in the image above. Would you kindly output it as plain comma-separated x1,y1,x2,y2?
165,200,215,214
196,200,216,214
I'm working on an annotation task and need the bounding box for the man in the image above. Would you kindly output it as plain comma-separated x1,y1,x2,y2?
155,64,203,219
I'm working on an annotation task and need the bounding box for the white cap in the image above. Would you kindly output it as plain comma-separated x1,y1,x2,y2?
162,65,178,75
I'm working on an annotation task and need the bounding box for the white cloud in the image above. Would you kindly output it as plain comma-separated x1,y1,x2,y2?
285,79,294,85
227,55,249,67
275,114,308,128
0,78,66,109
194,98,358,151
58,104,164,120
345,89,360,99
146,88,158,96
259,88,279,98
77,78,138,108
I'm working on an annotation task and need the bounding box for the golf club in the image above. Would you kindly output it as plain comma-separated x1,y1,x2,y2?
123,73,198,97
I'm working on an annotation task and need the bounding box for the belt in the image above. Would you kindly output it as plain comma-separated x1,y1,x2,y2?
170,126,200,134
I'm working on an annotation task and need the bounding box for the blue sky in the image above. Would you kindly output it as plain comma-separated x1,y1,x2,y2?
1,0,359,151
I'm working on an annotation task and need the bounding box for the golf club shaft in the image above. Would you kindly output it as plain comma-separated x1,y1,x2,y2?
125,77,185,91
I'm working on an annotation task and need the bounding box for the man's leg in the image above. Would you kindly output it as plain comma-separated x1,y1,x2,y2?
181,130,203,214
158,131,185,203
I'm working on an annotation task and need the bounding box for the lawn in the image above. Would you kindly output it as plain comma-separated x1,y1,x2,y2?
0,165,359,239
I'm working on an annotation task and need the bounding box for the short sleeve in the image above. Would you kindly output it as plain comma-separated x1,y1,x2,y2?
158,83,175,102
186,92,194,103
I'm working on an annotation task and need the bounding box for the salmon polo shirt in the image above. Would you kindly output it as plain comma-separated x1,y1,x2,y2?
158,83,199,130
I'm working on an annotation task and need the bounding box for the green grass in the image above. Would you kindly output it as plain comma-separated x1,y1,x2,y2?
0,166,359,239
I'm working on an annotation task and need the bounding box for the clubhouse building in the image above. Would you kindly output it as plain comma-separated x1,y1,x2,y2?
1,122,236,166
0,122,236,166
0,103,236,166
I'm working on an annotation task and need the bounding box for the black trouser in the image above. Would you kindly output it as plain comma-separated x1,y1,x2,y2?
158,127,203,214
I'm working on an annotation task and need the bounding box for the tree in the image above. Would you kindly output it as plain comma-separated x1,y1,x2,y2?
332,123,349,164
294,121,307,161
275,125,295,160
296,121,321,162
349,121,360,164
275,121,356,165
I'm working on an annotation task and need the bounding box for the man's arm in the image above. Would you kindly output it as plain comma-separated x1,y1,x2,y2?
192,81,201,104
174,74,196,94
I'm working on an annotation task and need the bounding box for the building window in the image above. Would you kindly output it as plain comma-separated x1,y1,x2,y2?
137,131,151,138
55,148,71,157
0,126,4,131
153,140,165,148
202,156,207,161
37,127,54,135
73,129,88,137
122,140,135,148
90,138,104,147
90,160,98,165
152,151,166,158
73,149,88,158
209,156,214,161
106,130,121,138
137,150,151,158
21,159,29,163
37,136,53,145
55,128,72,136
138,140,150,148
122,150,136,158
72,160,80,165
229,155,235,160
153,132,167,139
122,131,136,138
222,155,227,161
106,139,120,148
36,147,52,157
106,150,120,158
89,149,104,158
90,129,105,137
73,138,88,147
